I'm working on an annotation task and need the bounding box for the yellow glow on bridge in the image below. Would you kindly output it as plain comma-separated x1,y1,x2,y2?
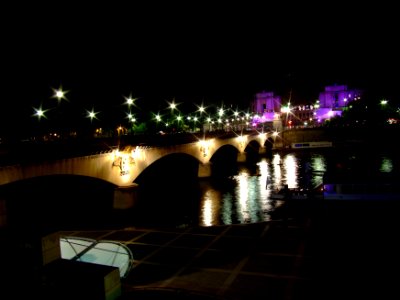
236,135,247,151
258,132,267,145
111,149,135,176
198,139,213,158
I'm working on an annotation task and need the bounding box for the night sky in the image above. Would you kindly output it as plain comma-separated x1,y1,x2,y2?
1,3,399,136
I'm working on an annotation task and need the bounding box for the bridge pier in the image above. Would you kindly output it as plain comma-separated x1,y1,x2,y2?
237,152,246,163
198,162,212,178
113,184,139,209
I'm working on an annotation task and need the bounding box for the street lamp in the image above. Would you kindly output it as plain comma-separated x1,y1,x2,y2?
124,95,138,107
176,115,182,131
86,109,99,123
281,104,291,129
52,86,68,103
32,106,48,120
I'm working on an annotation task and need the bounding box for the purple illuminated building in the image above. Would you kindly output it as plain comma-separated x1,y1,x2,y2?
250,91,282,131
251,91,282,117
315,84,362,122
251,85,363,129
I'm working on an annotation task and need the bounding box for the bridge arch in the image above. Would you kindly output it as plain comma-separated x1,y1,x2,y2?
134,152,200,185
244,140,263,164
128,153,202,227
0,133,270,227
209,144,240,177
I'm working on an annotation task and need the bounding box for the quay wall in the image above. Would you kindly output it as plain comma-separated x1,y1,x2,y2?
278,126,400,149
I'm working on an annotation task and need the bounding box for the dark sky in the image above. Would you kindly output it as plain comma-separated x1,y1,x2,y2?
2,3,399,132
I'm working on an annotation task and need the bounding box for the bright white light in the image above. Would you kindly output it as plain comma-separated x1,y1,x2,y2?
52,86,68,102
166,98,180,112
55,90,64,99
86,109,99,121
33,106,48,120
125,96,137,106
196,103,206,114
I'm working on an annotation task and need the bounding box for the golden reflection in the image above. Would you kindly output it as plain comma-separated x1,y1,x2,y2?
257,159,270,200
236,173,249,223
200,189,220,226
202,198,213,227
283,154,297,189
272,154,282,191
257,159,273,220
198,151,333,226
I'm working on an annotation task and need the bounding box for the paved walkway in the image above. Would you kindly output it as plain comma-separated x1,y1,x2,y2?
63,218,315,299
2,200,399,299
54,201,319,300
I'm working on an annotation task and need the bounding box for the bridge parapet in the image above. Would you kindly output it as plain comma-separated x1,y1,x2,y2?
0,132,269,187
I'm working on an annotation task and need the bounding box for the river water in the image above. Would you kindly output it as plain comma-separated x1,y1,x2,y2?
2,145,399,232
130,145,400,228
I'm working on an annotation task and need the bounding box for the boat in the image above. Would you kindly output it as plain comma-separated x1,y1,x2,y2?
322,171,400,201
270,184,324,201
323,181,400,201
291,141,333,149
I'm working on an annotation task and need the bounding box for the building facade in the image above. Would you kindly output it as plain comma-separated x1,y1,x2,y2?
315,84,362,122
251,85,363,130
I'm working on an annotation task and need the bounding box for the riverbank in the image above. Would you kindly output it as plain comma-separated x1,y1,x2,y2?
2,198,400,299
274,126,400,150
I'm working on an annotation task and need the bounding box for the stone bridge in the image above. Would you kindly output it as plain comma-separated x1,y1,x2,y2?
0,132,272,213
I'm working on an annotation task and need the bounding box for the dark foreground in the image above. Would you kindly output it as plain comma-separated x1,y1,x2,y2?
1,199,400,299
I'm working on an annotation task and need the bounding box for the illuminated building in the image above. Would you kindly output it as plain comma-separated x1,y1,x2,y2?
251,85,363,129
251,91,282,122
315,84,363,122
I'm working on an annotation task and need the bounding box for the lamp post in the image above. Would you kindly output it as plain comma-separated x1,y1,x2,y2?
176,115,182,132
155,114,161,132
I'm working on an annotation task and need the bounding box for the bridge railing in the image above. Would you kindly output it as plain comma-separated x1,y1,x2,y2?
0,130,260,167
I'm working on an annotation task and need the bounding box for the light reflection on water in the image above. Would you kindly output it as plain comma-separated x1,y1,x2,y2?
198,149,398,227
199,151,328,227
380,157,393,173
5,148,396,231
4,148,397,231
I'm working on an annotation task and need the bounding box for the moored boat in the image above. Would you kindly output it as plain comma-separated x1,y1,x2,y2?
322,171,400,201
270,184,324,201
